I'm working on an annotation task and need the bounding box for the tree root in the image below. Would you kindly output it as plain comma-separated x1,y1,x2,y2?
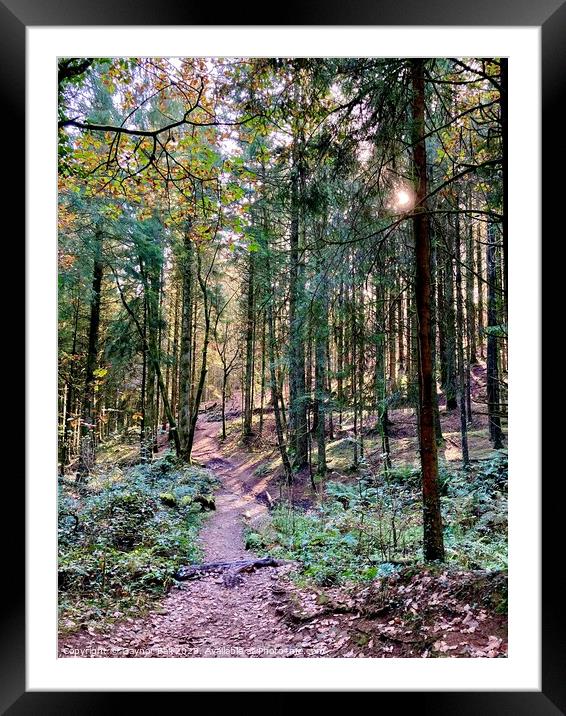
175,556,288,588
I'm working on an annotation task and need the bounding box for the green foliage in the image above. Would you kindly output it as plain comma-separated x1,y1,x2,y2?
58,57,507,598
442,452,508,570
248,477,421,586
58,459,218,633
159,492,178,507
244,531,266,551
246,453,508,586
483,324,508,339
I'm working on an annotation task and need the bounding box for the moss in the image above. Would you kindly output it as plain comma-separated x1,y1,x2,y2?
352,631,371,647
159,492,178,507
193,494,215,511
58,459,215,634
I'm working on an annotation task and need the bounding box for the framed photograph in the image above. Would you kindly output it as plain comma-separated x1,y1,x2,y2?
6,0,559,710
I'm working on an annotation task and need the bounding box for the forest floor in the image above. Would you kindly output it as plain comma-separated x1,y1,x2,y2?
59,381,508,658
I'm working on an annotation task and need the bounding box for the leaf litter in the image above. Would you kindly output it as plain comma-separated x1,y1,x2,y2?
59,420,507,659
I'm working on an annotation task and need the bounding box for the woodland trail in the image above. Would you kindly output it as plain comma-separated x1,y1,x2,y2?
58,410,509,660
59,417,324,658
189,418,270,564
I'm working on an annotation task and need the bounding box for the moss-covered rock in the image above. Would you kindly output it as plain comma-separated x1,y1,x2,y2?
193,494,215,511
159,492,178,508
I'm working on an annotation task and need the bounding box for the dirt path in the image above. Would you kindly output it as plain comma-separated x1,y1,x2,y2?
59,419,319,658
190,420,268,563
59,415,508,659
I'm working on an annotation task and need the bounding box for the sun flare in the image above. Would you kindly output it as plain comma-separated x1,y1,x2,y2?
396,189,412,208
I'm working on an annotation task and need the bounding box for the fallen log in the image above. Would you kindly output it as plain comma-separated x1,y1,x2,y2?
175,556,286,587
198,401,218,413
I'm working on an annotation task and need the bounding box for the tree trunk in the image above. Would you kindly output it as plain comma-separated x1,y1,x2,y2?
61,292,80,473
170,278,181,439
374,275,391,468
336,281,345,428
221,370,227,441
259,311,266,436
139,300,148,462
429,224,443,445
500,57,508,320
77,227,103,483
388,284,397,390
266,277,292,484
476,229,485,359
243,252,255,437
113,267,181,457
455,213,470,466
411,58,445,562
441,230,457,410
466,204,477,365
178,231,195,460
314,228,329,476
351,257,359,468
142,282,156,460
326,336,334,441
486,222,503,449
288,149,308,468
269,304,293,484
358,261,366,460
185,250,212,461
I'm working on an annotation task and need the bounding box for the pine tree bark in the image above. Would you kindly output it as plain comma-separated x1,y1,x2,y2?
139,300,148,461
262,208,293,483
326,336,334,441
170,278,181,439
179,231,195,460
77,227,103,483
336,281,345,428
500,57,508,320
314,227,329,476
259,311,266,436
351,256,359,468
441,230,457,410
455,213,470,466
388,284,397,390
184,250,212,460
288,150,308,468
466,207,477,365
243,253,255,437
476,229,485,359
357,262,366,459
61,292,80,473
268,297,293,484
145,259,161,454
411,58,445,562
486,223,503,449
429,224,443,444
374,275,391,468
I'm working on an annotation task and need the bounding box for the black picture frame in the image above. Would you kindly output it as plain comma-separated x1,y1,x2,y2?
7,0,560,711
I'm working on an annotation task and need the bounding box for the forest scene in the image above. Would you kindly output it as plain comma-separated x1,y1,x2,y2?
58,57,508,659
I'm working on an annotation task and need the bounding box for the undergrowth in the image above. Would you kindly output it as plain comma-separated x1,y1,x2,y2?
245,451,507,587
58,452,218,634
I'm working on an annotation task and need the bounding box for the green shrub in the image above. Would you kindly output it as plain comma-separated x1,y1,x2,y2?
441,453,508,570
58,459,217,632
245,453,508,587
244,531,265,551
